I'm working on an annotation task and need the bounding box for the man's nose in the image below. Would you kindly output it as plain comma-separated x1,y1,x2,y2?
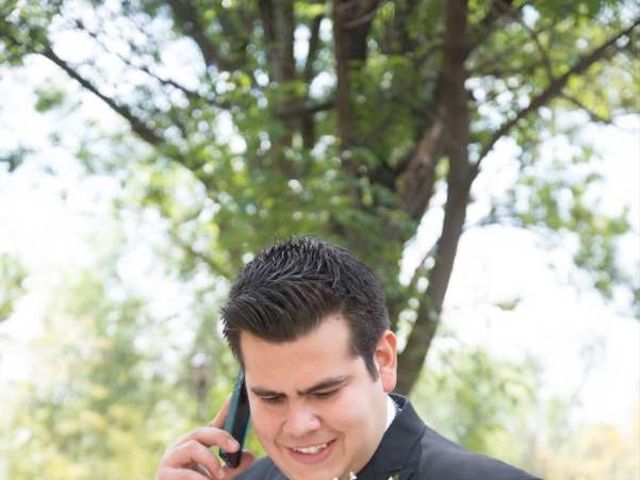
282,402,322,436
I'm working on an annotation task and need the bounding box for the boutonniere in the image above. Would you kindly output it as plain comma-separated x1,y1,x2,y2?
331,472,400,479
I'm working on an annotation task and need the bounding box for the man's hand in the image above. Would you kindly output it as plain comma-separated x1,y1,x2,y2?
155,398,256,480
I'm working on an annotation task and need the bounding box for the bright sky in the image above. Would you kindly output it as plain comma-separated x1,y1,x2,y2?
0,54,638,437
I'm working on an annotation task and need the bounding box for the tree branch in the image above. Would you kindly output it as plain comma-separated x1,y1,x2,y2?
477,0,517,31
303,9,324,84
476,17,640,165
40,46,163,146
380,0,421,55
475,57,548,80
561,93,613,125
216,4,252,66
470,21,557,75
468,0,522,55
0,18,163,146
396,116,444,220
278,99,334,117
75,18,203,101
514,12,554,80
259,0,296,83
406,243,438,296
167,0,240,71
397,0,473,395
168,227,234,280
333,0,380,149
342,2,380,29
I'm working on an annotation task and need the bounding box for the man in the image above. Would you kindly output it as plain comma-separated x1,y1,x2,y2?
156,237,541,480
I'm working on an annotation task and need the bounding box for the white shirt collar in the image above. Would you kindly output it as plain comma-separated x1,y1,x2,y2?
384,394,398,432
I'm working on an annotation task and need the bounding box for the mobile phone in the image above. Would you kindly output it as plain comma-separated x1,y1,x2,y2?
219,369,250,468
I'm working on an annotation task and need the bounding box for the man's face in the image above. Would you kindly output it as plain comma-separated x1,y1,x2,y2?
239,314,396,480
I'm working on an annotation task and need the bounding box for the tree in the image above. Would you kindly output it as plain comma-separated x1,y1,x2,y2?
410,344,538,457
0,0,638,394
1,266,171,479
0,213,266,480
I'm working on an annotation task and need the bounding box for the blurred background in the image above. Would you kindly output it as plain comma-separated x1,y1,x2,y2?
0,1,638,479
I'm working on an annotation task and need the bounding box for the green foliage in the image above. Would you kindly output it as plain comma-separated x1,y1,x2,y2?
295,1,326,20
0,2,637,478
410,344,537,457
0,255,27,322
531,396,639,480
34,86,66,112
2,0,634,317
0,146,32,173
0,260,246,479
490,141,636,299
2,273,160,478
0,0,61,60
409,333,638,480
0,7,638,477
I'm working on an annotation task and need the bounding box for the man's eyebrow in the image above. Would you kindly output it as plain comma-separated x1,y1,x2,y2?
250,386,283,397
250,376,350,397
299,376,349,395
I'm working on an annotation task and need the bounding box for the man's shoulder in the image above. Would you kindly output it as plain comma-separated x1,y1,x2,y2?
388,395,541,480
417,426,540,480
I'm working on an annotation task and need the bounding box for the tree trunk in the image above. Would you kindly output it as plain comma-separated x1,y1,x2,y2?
396,0,473,394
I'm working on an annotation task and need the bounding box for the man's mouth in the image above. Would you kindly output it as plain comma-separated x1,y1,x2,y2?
291,442,330,454
287,439,336,464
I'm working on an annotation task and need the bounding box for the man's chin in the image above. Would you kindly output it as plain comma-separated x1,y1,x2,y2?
285,472,351,480
279,463,352,480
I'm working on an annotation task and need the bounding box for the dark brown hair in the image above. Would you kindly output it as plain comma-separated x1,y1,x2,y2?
221,237,390,378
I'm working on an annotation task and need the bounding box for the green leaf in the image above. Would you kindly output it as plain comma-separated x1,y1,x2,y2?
34,87,66,113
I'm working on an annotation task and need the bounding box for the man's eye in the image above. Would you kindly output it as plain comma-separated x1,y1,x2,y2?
261,395,284,405
314,389,338,399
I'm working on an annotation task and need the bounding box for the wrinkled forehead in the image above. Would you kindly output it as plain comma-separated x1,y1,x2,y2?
236,313,358,359
238,315,362,386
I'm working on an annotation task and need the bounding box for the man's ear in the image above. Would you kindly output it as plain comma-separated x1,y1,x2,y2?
375,330,397,392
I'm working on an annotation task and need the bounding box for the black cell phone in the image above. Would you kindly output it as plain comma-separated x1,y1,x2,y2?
218,369,250,468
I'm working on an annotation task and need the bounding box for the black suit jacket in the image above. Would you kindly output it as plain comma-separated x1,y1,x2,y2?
236,394,542,479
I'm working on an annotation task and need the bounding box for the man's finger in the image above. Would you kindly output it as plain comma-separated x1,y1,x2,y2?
156,467,211,480
209,394,233,429
171,440,226,479
221,450,256,479
172,426,239,451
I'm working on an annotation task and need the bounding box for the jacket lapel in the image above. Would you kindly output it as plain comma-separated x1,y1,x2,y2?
372,468,414,480
353,394,424,480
